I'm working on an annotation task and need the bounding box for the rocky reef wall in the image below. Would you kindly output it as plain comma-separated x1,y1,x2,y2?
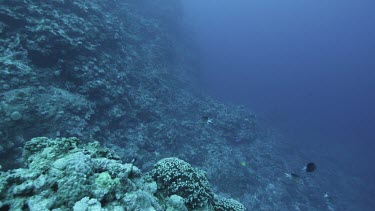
0,0,342,210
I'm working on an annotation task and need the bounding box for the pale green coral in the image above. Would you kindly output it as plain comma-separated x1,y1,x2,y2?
95,171,120,192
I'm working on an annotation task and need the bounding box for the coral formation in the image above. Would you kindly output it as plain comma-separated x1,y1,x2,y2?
213,195,246,211
151,157,214,209
0,137,243,210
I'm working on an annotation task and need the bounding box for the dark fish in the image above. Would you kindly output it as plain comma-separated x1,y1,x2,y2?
131,158,137,164
304,162,316,172
201,115,213,124
202,116,209,121
286,162,317,181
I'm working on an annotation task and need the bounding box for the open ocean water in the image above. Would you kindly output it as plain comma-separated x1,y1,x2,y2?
183,0,375,210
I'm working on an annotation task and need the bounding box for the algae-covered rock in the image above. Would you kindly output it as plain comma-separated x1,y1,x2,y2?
73,197,105,211
10,111,22,121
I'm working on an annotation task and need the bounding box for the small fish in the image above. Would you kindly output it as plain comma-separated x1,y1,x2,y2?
201,116,213,124
303,162,316,172
324,192,332,202
286,162,317,182
202,116,209,121
131,158,137,164
285,173,301,179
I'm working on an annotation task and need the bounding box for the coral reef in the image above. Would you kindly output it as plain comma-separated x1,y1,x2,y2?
0,0,368,210
0,0,261,202
0,137,243,210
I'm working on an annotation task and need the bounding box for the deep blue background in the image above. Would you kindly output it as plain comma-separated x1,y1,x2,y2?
183,0,375,184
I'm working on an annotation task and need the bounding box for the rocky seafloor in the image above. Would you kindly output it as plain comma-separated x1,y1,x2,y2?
0,0,374,210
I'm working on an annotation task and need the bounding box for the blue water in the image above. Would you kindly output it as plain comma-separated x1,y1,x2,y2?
183,0,375,208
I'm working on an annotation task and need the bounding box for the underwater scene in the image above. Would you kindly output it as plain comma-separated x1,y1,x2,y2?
0,0,374,210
